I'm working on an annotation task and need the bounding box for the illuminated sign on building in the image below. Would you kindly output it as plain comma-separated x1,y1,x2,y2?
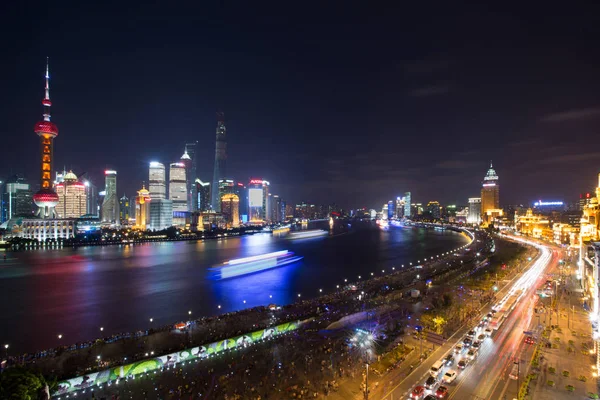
249,188,262,207
533,200,564,207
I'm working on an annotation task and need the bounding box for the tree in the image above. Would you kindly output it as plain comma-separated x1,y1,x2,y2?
432,316,447,334
442,293,453,308
0,367,54,400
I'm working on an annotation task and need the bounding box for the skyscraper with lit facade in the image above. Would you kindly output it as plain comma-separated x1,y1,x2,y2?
55,171,87,218
119,194,130,223
195,179,211,211
404,192,411,218
185,142,198,211
248,179,269,223
32,58,60,218
211,112,227,211
135,186,151,230
169,162,187,212
149,162,166,200
218,179,235,204
101,170,119,225
1,175,32,222
467,197,482,225
481,162,500,225
221,193,240,228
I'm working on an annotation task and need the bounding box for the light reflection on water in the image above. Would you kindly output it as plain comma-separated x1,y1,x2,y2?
0,227,468,353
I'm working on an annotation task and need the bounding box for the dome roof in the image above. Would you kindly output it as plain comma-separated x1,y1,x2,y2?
34,121,59,136
33,190,59,207
64,171,78,181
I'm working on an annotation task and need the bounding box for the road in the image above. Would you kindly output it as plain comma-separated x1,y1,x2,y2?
380,236,556,400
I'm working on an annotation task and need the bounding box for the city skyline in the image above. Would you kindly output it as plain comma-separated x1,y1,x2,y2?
3,4,600,210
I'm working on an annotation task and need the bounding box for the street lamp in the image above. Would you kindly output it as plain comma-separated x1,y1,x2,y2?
352,329,374,400
100,327,104,332
3,344,8,358
57,334,62,340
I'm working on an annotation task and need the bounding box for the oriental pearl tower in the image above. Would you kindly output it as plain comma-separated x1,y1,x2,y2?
33,58,59,218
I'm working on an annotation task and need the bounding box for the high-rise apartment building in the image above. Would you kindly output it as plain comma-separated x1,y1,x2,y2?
481,162,500,225
467,197,482,225
221,193,240,228
101,170,119,225
211,112,227,211
149,162,166,200
55,171,86,218
195,179,211,211
169,162,187,212
1,174,32,221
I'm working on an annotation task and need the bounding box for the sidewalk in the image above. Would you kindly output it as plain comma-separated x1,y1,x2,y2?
528,271,599,399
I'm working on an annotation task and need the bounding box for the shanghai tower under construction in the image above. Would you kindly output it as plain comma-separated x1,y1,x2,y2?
211,112,227,211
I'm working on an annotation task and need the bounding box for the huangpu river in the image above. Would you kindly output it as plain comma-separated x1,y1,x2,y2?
0,225,468,353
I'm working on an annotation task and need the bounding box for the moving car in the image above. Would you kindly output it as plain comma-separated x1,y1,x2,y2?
472,340,481,349
484,328,493,337
430,360,444,377
453,344,463,354
425,375,438,390
525,336,535,344
435,386,449,398
467,349,478,360
410,385,426,399
457,359,468,369
424,396,438,400
477,334,486,341
467,330,476,338
462,337,472,347
443,370,458,384
444,354,455,366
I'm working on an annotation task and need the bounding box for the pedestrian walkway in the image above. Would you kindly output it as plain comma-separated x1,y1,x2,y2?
528,271,599,400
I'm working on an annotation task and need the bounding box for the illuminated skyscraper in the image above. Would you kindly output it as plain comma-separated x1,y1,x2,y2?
149,199,173,230
248,179,269,222
481,162,500,224
387,200,394,220
55,171,86,218
119,194,130,223
427,201,441,219
467,197,482,224
32,58,60,218
184,141,198,211
149,162,166,200
1,174,32,221
169,162,187,212
221,193,240,228
101,170,119,225
195,179,211,211
135,185,151,229
211,112,227,211
234,182,247,222
404,192,411,218
218,179,235,204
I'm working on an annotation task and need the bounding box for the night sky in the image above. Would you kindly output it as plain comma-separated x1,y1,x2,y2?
2,3,600,209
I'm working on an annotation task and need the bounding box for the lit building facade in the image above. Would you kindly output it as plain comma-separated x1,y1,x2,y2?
32,58,59,218
221,193,240,228
248,179,269,222
169,162,187,212
218,179,235,204
387,200,394,220
149,162,166,200
20,218,77,241
195,179,211,211
427,201,441,219
404,192,411,218
101,170,119,225
481,162,500,225
79,174,98,216
1,175,32,221
234,182,247,222
149,199,173,231
185,142,198,211
135,186,151,229
467,197,482,225
119,194,130,223
55,171,86,219
211,112,227,211
515,208,551,240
